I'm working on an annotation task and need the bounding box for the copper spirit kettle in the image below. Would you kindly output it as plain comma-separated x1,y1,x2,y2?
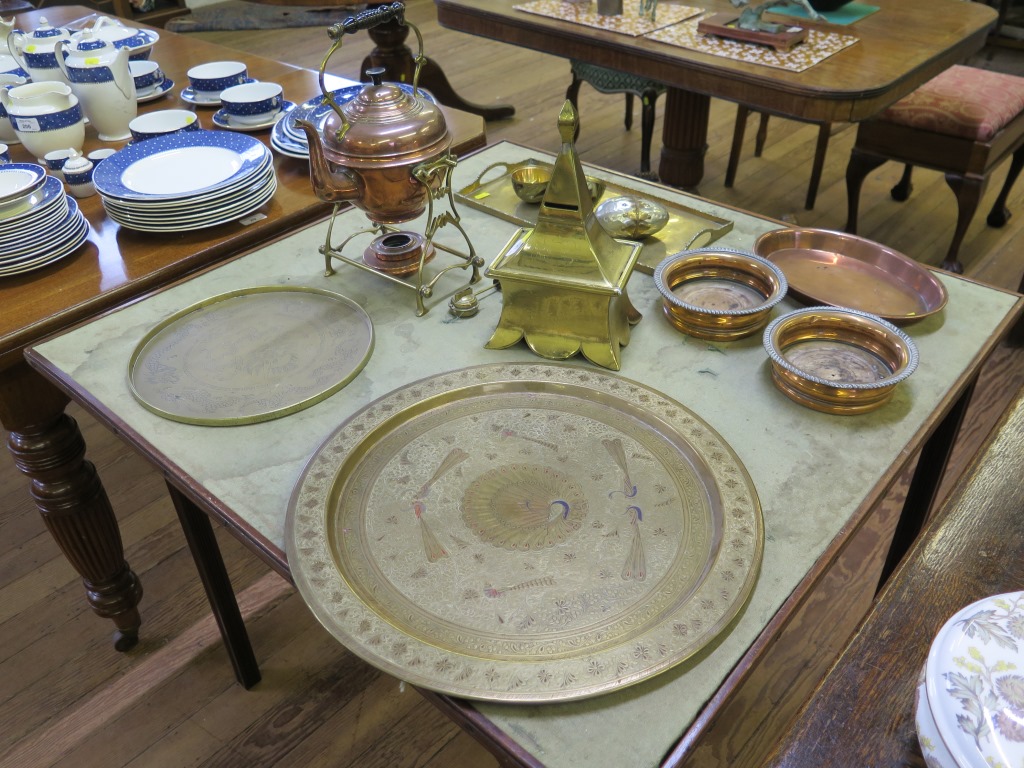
298,3,451,224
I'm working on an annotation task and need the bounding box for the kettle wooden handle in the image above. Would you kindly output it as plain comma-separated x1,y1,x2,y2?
326,1,405,40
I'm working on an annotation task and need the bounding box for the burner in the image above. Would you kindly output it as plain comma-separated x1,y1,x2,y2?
362,231,436,277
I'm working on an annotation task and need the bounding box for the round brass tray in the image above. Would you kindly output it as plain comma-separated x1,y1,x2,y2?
128,286,374,426
287,363,762,702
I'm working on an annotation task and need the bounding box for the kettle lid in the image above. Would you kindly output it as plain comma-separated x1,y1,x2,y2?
324,67,450,162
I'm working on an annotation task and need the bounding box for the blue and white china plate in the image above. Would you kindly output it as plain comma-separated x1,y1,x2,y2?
269,130,307,160
180,78,257,107
212,100,295,132
0,197,70,250
0,214,89,276
0,197,84,266
101,165,275,216
0,175,65,227
136,78,174,104
106,177,276,232
93,129,271,201
0,163,47,206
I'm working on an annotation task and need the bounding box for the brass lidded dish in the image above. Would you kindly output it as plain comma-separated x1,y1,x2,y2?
653,247,788,341
595,195,670,240
762,306,919,415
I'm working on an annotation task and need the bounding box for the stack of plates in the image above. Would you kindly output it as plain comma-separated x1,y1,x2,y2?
271,84,435,160
93,130,277,232
0,164,89,276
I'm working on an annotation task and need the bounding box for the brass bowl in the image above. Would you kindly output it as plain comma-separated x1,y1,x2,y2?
653,248,788,341
509,164,605,204
762,306,919,415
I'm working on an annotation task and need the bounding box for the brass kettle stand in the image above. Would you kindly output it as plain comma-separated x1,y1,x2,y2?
319,153,484,317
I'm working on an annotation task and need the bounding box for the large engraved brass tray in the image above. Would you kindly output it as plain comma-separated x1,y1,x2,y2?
287,363,762,702
128,286,373,426
457,160,734,274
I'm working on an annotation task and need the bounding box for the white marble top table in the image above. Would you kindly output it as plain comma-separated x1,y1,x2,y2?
27,141,1023,768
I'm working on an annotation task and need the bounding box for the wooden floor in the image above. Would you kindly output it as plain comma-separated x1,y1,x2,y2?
2,3,1023,766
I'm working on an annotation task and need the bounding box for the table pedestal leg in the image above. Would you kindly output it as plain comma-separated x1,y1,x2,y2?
0,361,142,651
361,13,515,121
658,88,710,189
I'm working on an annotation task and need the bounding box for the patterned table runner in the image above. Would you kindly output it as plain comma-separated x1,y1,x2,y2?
646,14,858,72
513,0,701,36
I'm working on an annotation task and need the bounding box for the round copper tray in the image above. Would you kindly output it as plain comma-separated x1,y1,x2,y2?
287,363,762,702
128,286,373,426
754,228,948,323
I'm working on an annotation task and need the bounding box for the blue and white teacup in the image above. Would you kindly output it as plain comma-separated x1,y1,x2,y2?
129,60,164,95
128,109,200,142
219,81,283,125
187,61,248,103
44,147,77,175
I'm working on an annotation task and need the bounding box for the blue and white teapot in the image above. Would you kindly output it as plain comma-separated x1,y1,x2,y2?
56,31,135,141
7,17,74,84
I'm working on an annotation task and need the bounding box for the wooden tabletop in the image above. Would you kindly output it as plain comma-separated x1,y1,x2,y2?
434,0,996,124
0,5,486,370
764,384,1024,768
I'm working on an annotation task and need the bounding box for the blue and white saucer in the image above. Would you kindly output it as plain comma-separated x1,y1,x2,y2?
212,100,295,132
137,78,174,104
180,78,257,107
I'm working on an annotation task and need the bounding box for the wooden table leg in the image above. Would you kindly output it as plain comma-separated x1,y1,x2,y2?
167,483,261,689
658,87,710,189
360,12,515,121
0,361,143,651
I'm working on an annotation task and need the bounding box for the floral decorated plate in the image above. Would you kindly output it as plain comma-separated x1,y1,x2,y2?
925,591,1024,767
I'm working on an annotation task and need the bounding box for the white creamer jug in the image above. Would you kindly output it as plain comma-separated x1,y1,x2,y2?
56,31,135,141
0,80,85,161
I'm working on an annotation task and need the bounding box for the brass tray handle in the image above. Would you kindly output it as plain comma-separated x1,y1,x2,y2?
316,1,426,141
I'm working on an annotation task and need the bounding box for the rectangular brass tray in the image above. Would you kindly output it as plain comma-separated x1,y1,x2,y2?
456,159,734,274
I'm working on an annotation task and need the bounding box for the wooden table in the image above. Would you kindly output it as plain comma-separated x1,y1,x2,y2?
0,5,485,651
434,0,997,188
24,142,1024,767
764,385,1024,768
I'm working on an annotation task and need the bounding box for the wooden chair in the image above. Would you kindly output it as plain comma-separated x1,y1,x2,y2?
725,107,832,210
564,60,665,178
845,64,1024,273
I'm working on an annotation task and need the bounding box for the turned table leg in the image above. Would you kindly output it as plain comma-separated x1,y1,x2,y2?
360,8,515,121
658,88,710,189
0,361,143,650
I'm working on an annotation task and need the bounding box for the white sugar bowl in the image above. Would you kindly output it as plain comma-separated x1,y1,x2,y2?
61,149,94,198
916,591,1024,768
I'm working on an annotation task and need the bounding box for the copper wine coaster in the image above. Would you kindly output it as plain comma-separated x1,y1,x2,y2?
287,363,763,702
128,286,374,426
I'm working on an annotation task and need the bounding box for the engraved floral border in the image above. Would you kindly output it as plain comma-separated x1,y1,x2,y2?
287,363,763,703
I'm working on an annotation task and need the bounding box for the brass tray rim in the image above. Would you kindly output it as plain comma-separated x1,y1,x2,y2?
753,227,949,323
127,285,374,427
286,362,763,703
456,158,735,273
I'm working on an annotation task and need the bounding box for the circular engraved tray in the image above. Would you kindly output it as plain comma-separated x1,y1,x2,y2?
128,286,374,426
287,363,762,702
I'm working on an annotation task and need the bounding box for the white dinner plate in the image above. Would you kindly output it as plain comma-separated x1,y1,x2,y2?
0,176,67,229
0,163,47,206
99,161,274,213
93,130,271,201
101,168,276,220
105,177,276,232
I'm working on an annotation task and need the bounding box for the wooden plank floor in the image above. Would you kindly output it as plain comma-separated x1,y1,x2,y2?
2,3,1023,765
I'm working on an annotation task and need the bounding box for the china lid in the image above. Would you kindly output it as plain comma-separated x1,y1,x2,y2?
15,17,72,53
925,591,1024,768
322,67,449,165
63,30,117,61
82,17,150,48
62,149,91,174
